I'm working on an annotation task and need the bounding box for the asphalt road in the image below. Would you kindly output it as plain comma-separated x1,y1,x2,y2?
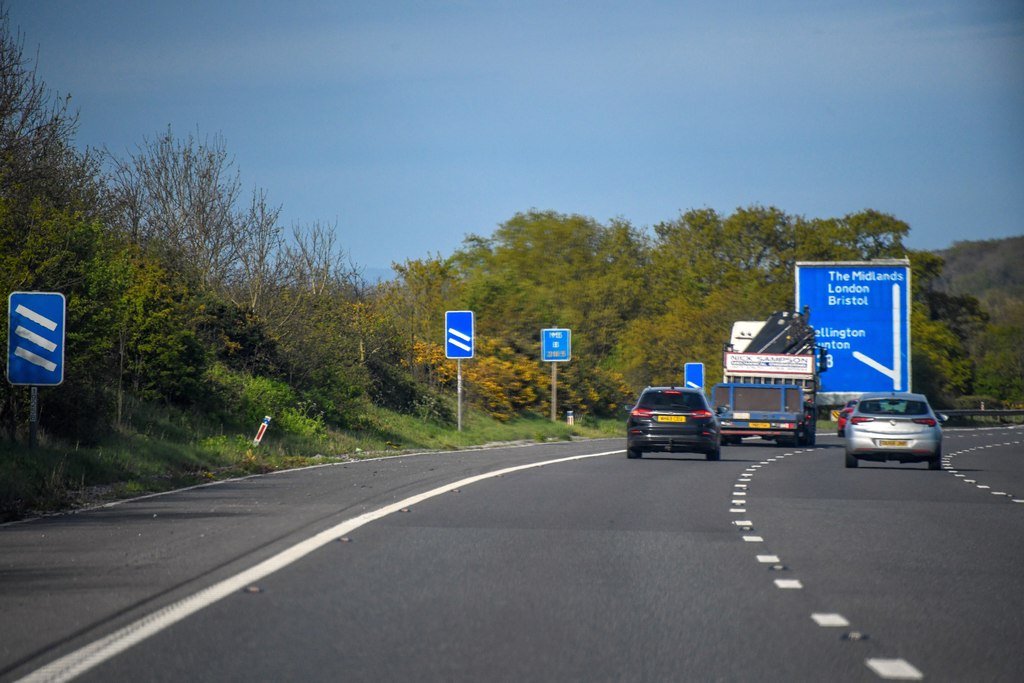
2,427,1022,682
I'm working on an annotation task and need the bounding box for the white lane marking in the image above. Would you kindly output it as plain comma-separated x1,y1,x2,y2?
866,658,923,680
811,613,850,627
729,508,747,513
756,555,780,563
742,535,764,542
16,448,623,683
733,491,747,496
733,520,753,526
774,579,803,589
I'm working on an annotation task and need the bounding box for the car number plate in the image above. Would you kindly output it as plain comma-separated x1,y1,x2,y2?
879,439,908,447
657,415,687,423
749,422,771,429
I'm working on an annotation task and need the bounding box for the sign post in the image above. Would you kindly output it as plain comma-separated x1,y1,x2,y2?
445,311,474,431
7,292,66,449
541,328,571,422
795,260,911,403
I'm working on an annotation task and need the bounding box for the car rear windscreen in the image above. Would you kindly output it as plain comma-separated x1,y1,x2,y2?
858,399,928,415
640,391,706,411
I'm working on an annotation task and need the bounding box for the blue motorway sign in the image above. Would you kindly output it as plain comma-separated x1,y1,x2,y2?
541,328,571,362
445,310,474,359
7,292,66,386
684,362,704,390
796,260,911,396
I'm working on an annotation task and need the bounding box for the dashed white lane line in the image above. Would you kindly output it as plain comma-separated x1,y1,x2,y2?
866,658,924,680
736,449,930,681
811,613,850,627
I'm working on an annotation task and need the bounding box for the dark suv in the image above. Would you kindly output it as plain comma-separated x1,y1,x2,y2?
626,387,721,460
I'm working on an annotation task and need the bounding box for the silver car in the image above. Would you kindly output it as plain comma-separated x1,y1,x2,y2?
844,392,945,469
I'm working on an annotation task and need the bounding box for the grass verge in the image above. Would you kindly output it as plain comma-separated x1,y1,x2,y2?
0,403,622,522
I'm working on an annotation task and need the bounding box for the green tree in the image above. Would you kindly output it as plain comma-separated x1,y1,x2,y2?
907,251,979,405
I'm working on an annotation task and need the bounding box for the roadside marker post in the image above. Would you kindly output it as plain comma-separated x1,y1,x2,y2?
252,416,271,446
445,311,474,431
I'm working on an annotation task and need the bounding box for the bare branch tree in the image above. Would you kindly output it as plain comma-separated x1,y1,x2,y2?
229,186,285,315
105,127,248,291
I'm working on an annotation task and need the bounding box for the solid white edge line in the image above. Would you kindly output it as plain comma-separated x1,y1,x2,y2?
16,449,622,683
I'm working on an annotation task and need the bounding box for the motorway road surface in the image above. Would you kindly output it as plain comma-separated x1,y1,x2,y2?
2,427,1023,682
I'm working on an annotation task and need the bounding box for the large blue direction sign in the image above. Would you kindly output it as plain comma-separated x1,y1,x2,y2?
541,328,571,362
796,260,911,396
445,310,474,359
7,292,66,386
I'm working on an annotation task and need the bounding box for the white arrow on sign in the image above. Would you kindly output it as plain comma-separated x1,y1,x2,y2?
852,283,902,391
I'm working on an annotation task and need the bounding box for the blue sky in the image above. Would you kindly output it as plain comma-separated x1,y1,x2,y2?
9,1,1024,273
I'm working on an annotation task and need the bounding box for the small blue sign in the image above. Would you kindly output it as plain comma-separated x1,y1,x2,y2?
7,292,66,386
684,362,704,390
541,328,571,362
445,310,474,359
796,261,911,395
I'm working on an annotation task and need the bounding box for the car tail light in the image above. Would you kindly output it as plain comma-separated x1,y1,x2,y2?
850,416,874,425
631,407,654,418
690,409,713,418
913,417,937,427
